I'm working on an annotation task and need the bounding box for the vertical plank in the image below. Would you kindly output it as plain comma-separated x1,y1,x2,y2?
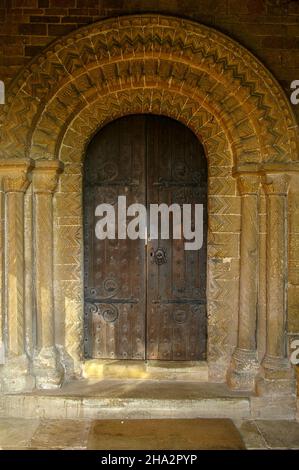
146,115,207,360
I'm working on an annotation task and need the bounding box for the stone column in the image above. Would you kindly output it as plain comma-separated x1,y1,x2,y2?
256,173,295,396
0,159,35,392
0,188,4,365
32,160,64,389
228,174,260,391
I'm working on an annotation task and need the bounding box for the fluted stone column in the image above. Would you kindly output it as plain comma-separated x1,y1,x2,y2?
32,160,64,389
256,173,295,396
0,159,35,392
228,174,260,391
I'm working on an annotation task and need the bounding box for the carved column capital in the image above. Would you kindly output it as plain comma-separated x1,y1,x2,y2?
32,160,64,194
0,158,34,192
263,173,290,195
237,174,261,195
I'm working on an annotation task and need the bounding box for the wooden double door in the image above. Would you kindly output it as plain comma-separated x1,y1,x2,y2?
84,115,207,361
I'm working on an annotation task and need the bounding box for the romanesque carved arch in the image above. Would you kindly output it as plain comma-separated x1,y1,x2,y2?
0,14,297,165
0,15,297,398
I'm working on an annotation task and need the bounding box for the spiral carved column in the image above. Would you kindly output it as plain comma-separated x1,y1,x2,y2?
32,160,64,389
228,174,260,391
0,159,35,392
256,173,295,396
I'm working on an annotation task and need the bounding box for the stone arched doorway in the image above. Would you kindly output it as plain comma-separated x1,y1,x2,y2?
0,15,297,407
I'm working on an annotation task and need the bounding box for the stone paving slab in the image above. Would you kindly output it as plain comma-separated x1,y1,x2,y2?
0,418,298,450
0,418,40,450
29,419,91,450
255,420,299,449
233,420,268,449
87,418,245,450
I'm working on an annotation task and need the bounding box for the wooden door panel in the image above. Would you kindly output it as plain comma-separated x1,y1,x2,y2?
84,115,207,361
84,116,146,359
146,116,207,361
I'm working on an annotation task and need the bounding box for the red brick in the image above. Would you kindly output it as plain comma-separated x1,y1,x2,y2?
3,43,24,55
29,34,54,45
0,55,26,66
241,23,287,36
282,53,299,68
50,0,75,7
30,15,60,22
285,37,299,49
61,16,92,24
288,2,299,15
25,44,44,56
0,65,24,80
262,36,285,48
14,0,38,7
19,22,47,35
77,0,99,7
48,23,76,35
43,8,67,14
228,0,265,15
69,9,90,15
0,35,24,46
23,8,44,14
0,23,19,34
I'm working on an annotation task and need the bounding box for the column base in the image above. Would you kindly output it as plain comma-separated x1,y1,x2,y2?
33,346,64,390
55,345,77,381
256,354,296,397
227,347,259,391
0,353,35,392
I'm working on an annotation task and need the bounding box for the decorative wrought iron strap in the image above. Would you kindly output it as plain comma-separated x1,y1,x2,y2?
86,180,139,187
85,298,139,304
152,299,206,305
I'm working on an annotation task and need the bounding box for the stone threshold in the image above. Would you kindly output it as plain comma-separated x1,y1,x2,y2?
82,359,209,381
0,379,296,421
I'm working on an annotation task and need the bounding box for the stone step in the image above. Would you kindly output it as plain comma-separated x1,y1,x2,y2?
0,394,250,421
83,360,209,381
0,380,295,421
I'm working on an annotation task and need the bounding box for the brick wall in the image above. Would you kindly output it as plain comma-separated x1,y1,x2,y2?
0,0,299,118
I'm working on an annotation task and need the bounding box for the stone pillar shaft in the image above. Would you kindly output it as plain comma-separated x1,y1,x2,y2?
0,159,35,392
266,193,286,357
257,173,295,396
35,191,55,349
0,189,4,362
228,174,260,391
6,191,26,355
238,192,259,350
32,160,64,389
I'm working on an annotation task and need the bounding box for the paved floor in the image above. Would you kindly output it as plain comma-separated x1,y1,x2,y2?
0,417,298,449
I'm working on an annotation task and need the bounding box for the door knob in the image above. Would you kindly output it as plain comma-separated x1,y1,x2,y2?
150,247,167,265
